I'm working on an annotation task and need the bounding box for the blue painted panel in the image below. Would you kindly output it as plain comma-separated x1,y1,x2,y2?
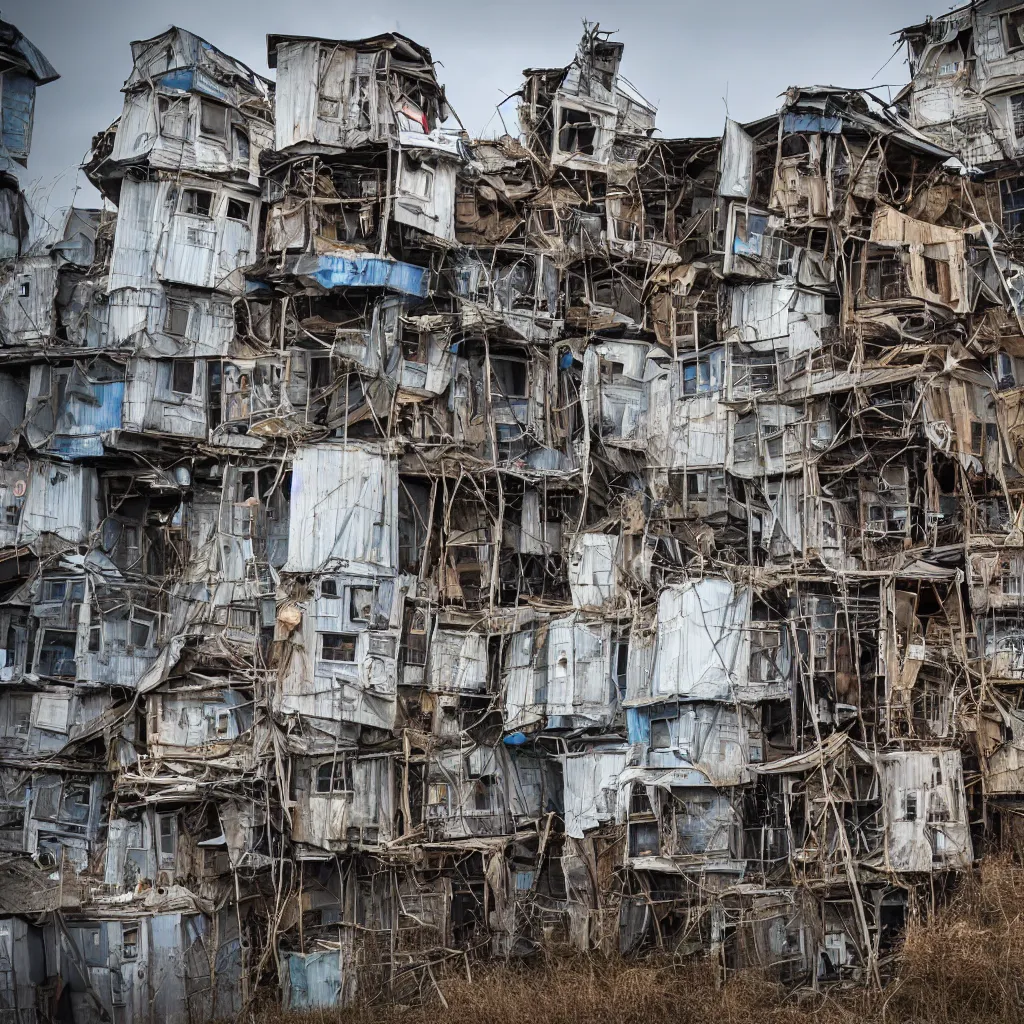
1,73,35,161
626,707,649,746
49,381,124,459
310,255,429,297
285,951,342,1009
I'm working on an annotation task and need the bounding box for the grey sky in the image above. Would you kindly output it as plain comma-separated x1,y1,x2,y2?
9,0,938,224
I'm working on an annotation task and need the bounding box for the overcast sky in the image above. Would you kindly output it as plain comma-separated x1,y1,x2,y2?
8,0,940,224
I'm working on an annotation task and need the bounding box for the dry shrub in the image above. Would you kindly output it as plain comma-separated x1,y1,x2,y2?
884,855,1024,1023
261,860,1024,1024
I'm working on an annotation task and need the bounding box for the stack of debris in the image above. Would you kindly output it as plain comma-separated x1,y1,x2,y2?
6,6,1024,1019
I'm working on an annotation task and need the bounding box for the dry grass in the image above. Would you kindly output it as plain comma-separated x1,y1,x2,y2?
265,858,1024,1024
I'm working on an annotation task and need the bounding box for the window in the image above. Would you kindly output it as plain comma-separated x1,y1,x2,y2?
1002,560,1024,596
650,719,671,750
17,280,29,298
1005,9,1024,52
37,630,76,678
1002,177,1024,238
214,709,231,738
320,579,338,598
558,106,597,155
42,579,69,603
61,783,91,824
687,472,708,497
473,780,491,812
864,249,908,301
427,782,450,808
923,255,942,295
129,615,153,649
88,625,101,653
537,207,557,234
733,210,768,257
997,352,1016,389
491,357,529,399
315,760,351,793
350,587,373,623
320,632,356,662
938,61,961,76
121,925,138,960
171,360,195,396
904,792,918,822
158,814,176,862
232,127,250,163
9,696,30,736
629,821,660,857
179,189,213,217
680,350,723,395
971,421,984,455
1012,94,1024,142
157,96,187,139
164,299,190,338
226,198,251,222
199,99,229,139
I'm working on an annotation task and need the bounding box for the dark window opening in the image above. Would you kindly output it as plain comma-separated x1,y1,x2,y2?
491,357,529,399
558,107,597,156
172,360,195,395
180,189,213,217
226,198,251,222
1005,10,1024,52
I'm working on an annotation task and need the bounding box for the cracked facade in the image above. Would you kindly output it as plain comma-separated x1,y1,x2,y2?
8,4,1024,1018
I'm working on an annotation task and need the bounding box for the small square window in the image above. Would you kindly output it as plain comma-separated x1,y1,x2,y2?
320,579,338,598
320,632,356,662
172,360,195,395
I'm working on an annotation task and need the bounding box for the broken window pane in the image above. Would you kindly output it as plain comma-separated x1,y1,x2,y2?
180,189,213,217
226,198,251,222
558,107,597,155
1005,9,1024,51
37,630,76,678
